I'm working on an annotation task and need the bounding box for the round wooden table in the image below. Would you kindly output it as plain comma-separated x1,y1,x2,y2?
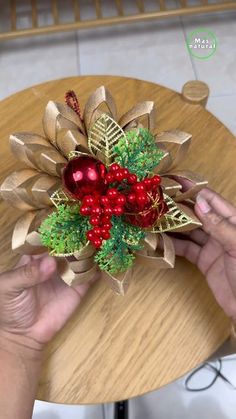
0,76,235,405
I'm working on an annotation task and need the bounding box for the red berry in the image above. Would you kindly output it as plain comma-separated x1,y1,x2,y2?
127,193,136,204
93,226,102,236
104,206,113,216
136,191,148,207
127,174,137,184
103,222,112,230
143,178,152,190
86,230,94,240
133,183,145,192
93,237,102,248
101,230,110,240
90,215,100,226
100,196,109,206
101,215,111,223
83,195,96,206
107,188,119,200
113,206,124,216
110,163,120,172
122,168,129,178
114,170,124,182
116,195,126,205
106,173,114,184
152,175,161,185
80,205,91,216
91,205,102,215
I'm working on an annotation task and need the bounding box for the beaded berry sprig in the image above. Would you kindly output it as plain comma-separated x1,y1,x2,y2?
79,162,162,248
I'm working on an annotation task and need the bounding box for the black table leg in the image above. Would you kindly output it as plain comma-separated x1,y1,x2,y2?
114,400,129,419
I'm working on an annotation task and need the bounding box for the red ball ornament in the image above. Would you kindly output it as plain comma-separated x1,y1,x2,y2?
125,186,168,228
63,156,107,200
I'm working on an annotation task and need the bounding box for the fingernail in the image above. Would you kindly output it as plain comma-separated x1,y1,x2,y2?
40,256,56,275
196,195,211,214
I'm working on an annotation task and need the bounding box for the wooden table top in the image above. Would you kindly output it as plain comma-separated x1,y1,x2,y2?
0,76,235,405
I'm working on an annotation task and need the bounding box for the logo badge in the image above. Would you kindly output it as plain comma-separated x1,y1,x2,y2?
186,28,217,60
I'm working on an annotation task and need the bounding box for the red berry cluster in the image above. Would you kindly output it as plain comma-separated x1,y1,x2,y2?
80,162,162,249
126,174,161,211
80,190,126,249
105,163,136,185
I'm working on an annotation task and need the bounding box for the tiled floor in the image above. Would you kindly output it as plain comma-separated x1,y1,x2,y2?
1,3,236,418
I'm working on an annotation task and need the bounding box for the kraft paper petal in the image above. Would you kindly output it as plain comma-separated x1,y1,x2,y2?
155,130,192,172
153,148,172,174
73,243,96,260
135,233,175,270
12,211,47,254
165,170,208,202
103,268,132,296
56,128,89,157
83,86,117,131
161,177,182,197
119,101,155,132
10,132,66,177
0,170,60,210
57,258,97,286
31,176,61,208
43,101,85,146
0,170,41,211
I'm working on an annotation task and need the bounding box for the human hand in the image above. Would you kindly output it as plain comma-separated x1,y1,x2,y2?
0,255,99,350
171,187,236,320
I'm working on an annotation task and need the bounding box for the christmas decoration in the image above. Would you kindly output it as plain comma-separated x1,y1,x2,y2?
63,155,107,199
0,86,208,295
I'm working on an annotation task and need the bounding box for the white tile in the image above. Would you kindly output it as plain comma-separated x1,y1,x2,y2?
207,95,236,136
0,32,79,100
129,357,236,419
78,19,195,92
33,400,104,419
182,11,236,96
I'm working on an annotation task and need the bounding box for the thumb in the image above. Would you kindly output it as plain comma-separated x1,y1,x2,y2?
195,194,236,255
2,256,57,290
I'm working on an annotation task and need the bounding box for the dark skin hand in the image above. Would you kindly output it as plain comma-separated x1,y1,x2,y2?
171,187,236,321
0,255,99,419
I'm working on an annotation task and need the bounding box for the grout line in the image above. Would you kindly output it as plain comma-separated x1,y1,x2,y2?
179,15,198,80
75,30,81,75
209,93,236,99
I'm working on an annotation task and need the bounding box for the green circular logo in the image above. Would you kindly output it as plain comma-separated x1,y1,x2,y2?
186,28,217,60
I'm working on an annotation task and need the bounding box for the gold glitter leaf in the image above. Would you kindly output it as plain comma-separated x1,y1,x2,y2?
149,194,201,233
50,188,76,208
88,113,125,165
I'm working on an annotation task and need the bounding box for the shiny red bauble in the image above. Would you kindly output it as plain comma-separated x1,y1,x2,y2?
63,156,107,200
125,186,168,228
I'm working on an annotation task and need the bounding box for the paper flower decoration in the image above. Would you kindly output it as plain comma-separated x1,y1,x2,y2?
0,87,207,295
